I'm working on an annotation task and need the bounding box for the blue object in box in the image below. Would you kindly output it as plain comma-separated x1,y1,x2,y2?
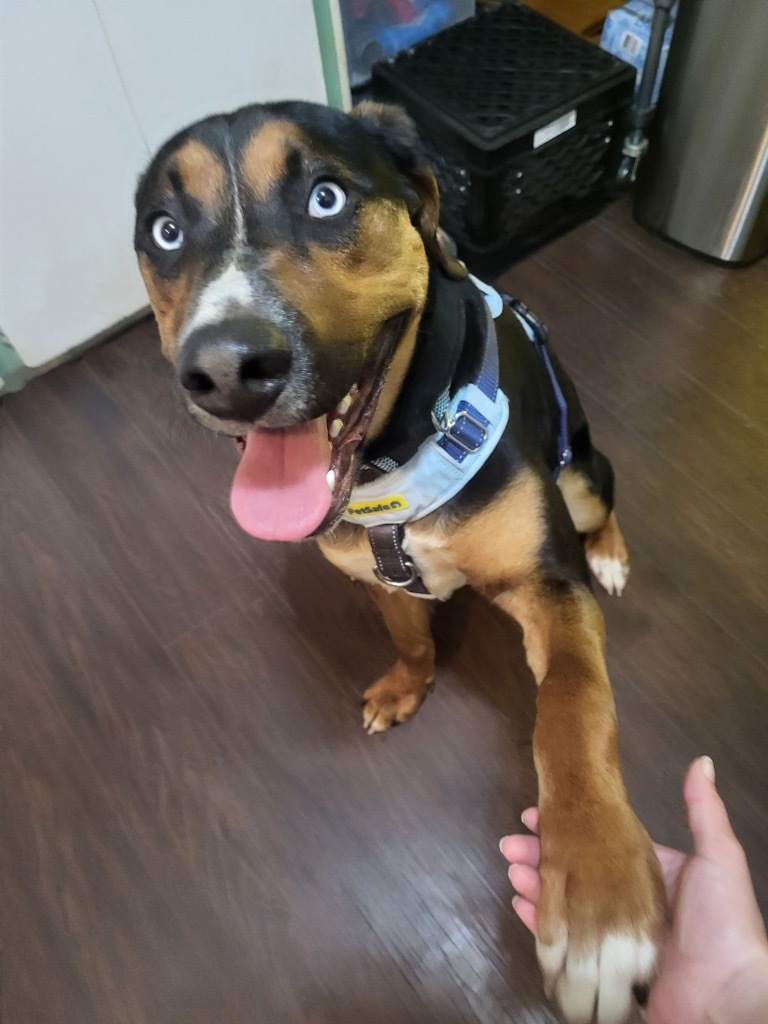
601,1,677,107
341,0,475,89
375,1,453,56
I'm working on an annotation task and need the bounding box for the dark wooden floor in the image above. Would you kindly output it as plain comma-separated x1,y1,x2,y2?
3,199,767,1024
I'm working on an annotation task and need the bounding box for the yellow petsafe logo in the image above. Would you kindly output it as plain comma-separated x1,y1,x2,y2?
346,495,409,517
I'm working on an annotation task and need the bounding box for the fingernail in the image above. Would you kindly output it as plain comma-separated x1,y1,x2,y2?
511,895,520,909
701,756,716,784
521,809,533,829
499,836,509,853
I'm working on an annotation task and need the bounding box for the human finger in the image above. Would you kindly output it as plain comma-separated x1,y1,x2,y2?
684,757,739,861
499,834,541,867
521,807,539,833
508,862,541,904
512,895,537,933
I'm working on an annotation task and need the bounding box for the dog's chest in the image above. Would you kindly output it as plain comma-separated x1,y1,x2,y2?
319,524,467,601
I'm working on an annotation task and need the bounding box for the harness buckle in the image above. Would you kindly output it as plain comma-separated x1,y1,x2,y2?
431,407,488,454
373,561,418,587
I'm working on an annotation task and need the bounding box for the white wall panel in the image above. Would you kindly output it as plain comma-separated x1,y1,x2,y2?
95,0,327,152
1,1,149,368
1,0,327,369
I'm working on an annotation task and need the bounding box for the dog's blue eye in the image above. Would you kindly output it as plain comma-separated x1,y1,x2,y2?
151,214,184,251
308,182,346,219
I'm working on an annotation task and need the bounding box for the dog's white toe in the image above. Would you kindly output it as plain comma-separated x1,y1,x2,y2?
588,554,629,596
538,930,657,1024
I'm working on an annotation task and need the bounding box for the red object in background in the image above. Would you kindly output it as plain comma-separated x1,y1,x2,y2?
390,0,418,19
347,0,417,22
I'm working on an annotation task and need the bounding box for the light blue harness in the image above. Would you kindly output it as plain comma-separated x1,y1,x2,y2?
343,277,508,531
343,277,571,597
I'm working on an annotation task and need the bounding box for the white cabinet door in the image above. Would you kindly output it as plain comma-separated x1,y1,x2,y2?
94,0,328,153
1,0,150,369
1,0,327,371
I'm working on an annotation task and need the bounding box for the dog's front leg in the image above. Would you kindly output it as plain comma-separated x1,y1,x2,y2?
496,581,667,1024
362,586,435,734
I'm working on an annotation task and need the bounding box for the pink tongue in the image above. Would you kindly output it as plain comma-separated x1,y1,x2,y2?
230,417,332,541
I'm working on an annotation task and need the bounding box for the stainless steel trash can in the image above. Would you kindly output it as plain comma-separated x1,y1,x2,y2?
634,0,768,264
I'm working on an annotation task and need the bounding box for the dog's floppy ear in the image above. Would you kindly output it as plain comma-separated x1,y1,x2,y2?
350,101,468,280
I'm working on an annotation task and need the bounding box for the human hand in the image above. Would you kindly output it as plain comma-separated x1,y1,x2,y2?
500,758,768,1024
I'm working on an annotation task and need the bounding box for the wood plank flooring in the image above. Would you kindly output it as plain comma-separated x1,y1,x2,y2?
2,198,766,1023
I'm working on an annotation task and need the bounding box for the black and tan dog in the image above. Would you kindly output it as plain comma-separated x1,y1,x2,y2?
134,100,666,1023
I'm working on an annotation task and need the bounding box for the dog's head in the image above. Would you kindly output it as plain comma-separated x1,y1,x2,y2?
134,100,464,541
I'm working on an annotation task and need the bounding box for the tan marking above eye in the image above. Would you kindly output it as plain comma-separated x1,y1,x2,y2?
239,120,309,200
173,139,226,215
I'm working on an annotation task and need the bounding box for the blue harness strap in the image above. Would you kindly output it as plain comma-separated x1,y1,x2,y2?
506,298,573,478
433,302,500,463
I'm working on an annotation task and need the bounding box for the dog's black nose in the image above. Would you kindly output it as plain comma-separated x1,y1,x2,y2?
178,318,292,421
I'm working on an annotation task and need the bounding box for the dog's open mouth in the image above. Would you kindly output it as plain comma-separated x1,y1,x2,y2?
230,313,409,541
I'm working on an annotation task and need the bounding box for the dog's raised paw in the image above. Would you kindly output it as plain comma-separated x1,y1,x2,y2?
535,799,666,1024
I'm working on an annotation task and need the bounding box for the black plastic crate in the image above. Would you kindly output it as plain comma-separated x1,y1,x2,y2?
372,0,636,275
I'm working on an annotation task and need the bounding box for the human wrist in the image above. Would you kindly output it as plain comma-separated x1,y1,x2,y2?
708,945,768,1024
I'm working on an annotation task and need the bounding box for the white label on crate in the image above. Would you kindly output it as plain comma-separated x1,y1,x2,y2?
533,109,577,149
620,31,643,58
